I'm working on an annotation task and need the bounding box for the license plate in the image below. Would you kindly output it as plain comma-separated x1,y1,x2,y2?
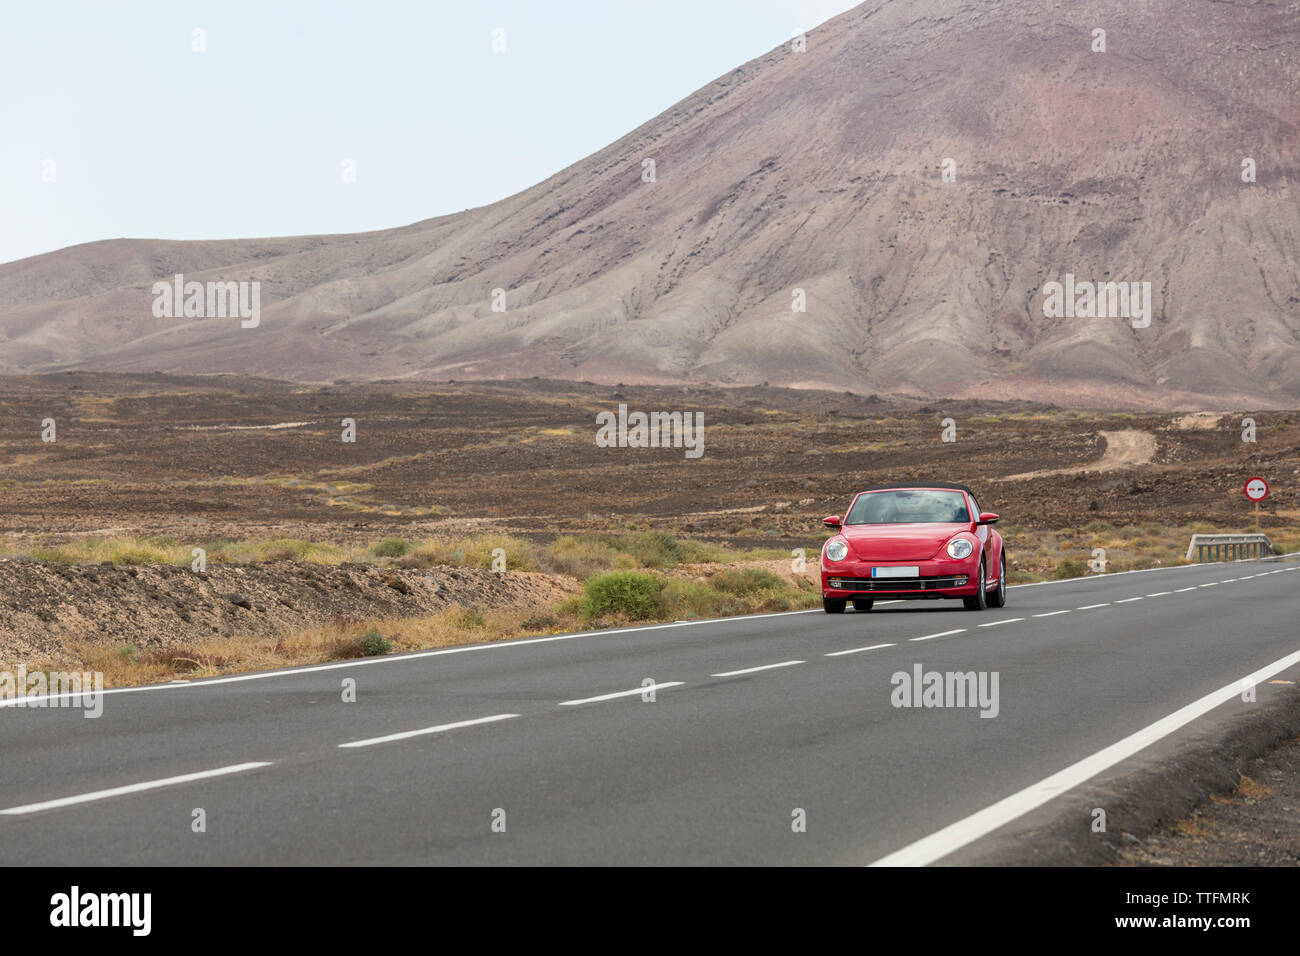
872,566,919,578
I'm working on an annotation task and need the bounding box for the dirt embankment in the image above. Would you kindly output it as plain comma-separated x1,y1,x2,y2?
0,560,578,667
1118,737,1300,866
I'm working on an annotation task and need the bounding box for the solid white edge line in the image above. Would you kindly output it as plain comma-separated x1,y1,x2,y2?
909,629,967,642
0,611,817,706
558,682,684,706
825,643,896,657
0,762,271,816
868,647,1300,867
1005,562,1214,588
9,557,1293,705
339,713,519,749
711,660,804,678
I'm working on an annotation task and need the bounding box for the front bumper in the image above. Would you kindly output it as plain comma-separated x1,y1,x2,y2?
821,556,979,598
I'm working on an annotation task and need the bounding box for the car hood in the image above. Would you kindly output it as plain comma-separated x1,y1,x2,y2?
840,523,969,561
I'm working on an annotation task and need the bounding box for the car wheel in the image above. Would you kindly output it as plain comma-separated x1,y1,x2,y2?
823,597,847,614
987,552,1007,608
852,598,874,612
963,558,988,610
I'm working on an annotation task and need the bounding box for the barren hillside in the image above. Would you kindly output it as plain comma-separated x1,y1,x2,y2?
1,0,1297,407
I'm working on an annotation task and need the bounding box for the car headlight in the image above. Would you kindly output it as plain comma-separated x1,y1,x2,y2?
824,539,849,562
946,537,974,560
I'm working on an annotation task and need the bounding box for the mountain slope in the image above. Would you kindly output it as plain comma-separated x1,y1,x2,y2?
2,0,1298,407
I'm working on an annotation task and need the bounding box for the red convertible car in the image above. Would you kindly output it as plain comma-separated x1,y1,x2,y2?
820,482,1006,613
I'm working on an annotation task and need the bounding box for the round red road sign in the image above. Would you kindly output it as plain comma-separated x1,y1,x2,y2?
1244,477,1269,501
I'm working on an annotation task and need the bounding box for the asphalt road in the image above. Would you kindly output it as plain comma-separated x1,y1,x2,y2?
2,559,1298,865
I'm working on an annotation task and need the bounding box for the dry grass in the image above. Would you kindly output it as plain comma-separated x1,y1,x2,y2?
0,529,786,577
24,535,197,565
1167,815,1216,839
66,606,557,686
9,535,352,566
1235,774,1277,801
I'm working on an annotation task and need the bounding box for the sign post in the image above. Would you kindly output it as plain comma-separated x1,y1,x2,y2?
1244,477,1269,532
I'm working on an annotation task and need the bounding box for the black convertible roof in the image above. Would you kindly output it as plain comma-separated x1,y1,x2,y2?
859,482,977,496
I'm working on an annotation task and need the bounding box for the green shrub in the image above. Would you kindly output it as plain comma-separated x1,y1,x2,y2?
359,629,392,656
109,546,174,566
452,608,487,630
709,567,784,595
371,537,409,558
1052,557,1088,580
581,571,663,620
545,534,633,578
408,535,540,571
618,531,733,567
617,531,685,567
659,578,740,619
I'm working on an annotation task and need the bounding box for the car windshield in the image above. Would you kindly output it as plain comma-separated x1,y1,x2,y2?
845,489,970,524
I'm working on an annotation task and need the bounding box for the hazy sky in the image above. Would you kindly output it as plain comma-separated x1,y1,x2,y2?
0,0,860,264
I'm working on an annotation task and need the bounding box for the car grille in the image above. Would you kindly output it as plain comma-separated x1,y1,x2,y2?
828,576,968,592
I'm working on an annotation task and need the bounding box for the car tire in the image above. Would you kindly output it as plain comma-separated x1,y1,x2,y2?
987,552,1007,608
852,599,874,612
823,597,847,614
963,558,988,610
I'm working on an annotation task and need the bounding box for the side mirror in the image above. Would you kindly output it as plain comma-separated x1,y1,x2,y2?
822,515,842,529
977,512,1000,525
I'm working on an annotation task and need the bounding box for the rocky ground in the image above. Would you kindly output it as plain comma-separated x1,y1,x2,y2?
1,373,1296,546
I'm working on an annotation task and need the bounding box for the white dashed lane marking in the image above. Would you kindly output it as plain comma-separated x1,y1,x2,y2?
909,629,968,643
711,660,804,678
339,714,520,748
825,643,895,657
0,762,272,815
558,683,684,707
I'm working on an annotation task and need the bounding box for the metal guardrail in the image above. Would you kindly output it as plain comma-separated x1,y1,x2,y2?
1186,533,1273,562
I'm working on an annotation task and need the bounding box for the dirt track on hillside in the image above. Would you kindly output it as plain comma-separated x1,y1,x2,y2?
999,430,1158,481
